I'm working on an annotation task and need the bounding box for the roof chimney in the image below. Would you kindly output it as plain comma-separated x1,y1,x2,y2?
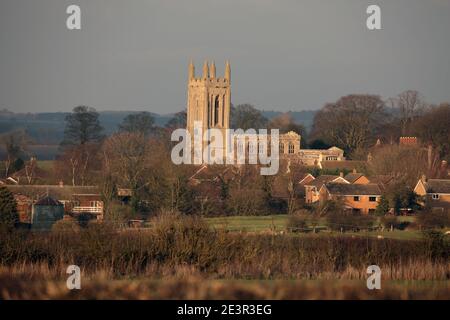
59,180,64,188
421,174,427,183
352,168,357,174
339,172,344,178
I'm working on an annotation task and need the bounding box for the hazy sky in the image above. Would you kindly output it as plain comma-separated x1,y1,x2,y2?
1,0,449,114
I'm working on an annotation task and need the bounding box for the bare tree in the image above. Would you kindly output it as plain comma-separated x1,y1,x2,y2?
55,143,99,186
414,103,450,161
390,90,426,135
368,144,436,187
101,132,152,192
268,113,306,136
311,95,386,154
1,130,28,178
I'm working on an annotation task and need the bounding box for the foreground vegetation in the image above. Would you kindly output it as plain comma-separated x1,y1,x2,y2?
1,212,449,299
1,272,449,300
1,213,448,279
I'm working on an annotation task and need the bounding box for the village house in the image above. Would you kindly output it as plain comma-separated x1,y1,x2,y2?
301,174,350,204
6,184,104,222
414,176,450,212
319,183,382,215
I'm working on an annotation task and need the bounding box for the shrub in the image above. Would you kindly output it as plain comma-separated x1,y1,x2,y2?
380,215,399,230
375,196,390,216
422,230,449,260
104,201,133,227
417,210,450,229
226,188,266,216
52,219,81,234
327,210,375,232
287,214,308,233
0,186,19,231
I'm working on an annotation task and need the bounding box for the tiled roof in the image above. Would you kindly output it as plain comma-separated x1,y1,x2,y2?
344,173,364,183
306,175,341,187
321,160,366,170
6,185,101,200
423,179,450,194
369,175,394,185
324,183,382,196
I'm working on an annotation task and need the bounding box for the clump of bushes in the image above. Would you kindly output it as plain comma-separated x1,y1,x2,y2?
0,186,19,231
226,188,266,216
417,210,450,229
286,214,308,233
326,211,375,232
0,211,449,279
380,215,409,231
52,219,81,234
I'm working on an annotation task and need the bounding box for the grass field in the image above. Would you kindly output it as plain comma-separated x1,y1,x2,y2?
35,160,55,171
0,160,55,173
206,215,425,240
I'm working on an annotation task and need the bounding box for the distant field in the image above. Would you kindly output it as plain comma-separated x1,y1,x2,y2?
35,160,55,171
206,214,424,240
0,160,55,175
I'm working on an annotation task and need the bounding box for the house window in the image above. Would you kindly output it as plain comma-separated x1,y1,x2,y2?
432,194,440,200
369,196,377,202
353,196,360,202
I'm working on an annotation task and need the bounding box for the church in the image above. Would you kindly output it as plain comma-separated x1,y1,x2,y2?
185,60,345,167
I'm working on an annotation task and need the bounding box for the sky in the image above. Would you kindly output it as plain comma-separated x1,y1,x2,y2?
0,0,449,114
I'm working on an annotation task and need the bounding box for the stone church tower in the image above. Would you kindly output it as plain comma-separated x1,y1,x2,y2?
186,60,231,156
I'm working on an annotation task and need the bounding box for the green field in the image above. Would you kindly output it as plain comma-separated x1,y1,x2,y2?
35,160,55,171
0,160,54,173
206,215,289,232
206,214,425,240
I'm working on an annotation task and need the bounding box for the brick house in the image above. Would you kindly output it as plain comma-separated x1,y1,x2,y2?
414,177,450,212
6,185,104,221
319,183,382,214
302,174,349,204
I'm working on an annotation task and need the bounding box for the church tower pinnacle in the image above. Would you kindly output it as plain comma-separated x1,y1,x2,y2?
202,60,209,79
186,60,231,160
188,60,195,80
